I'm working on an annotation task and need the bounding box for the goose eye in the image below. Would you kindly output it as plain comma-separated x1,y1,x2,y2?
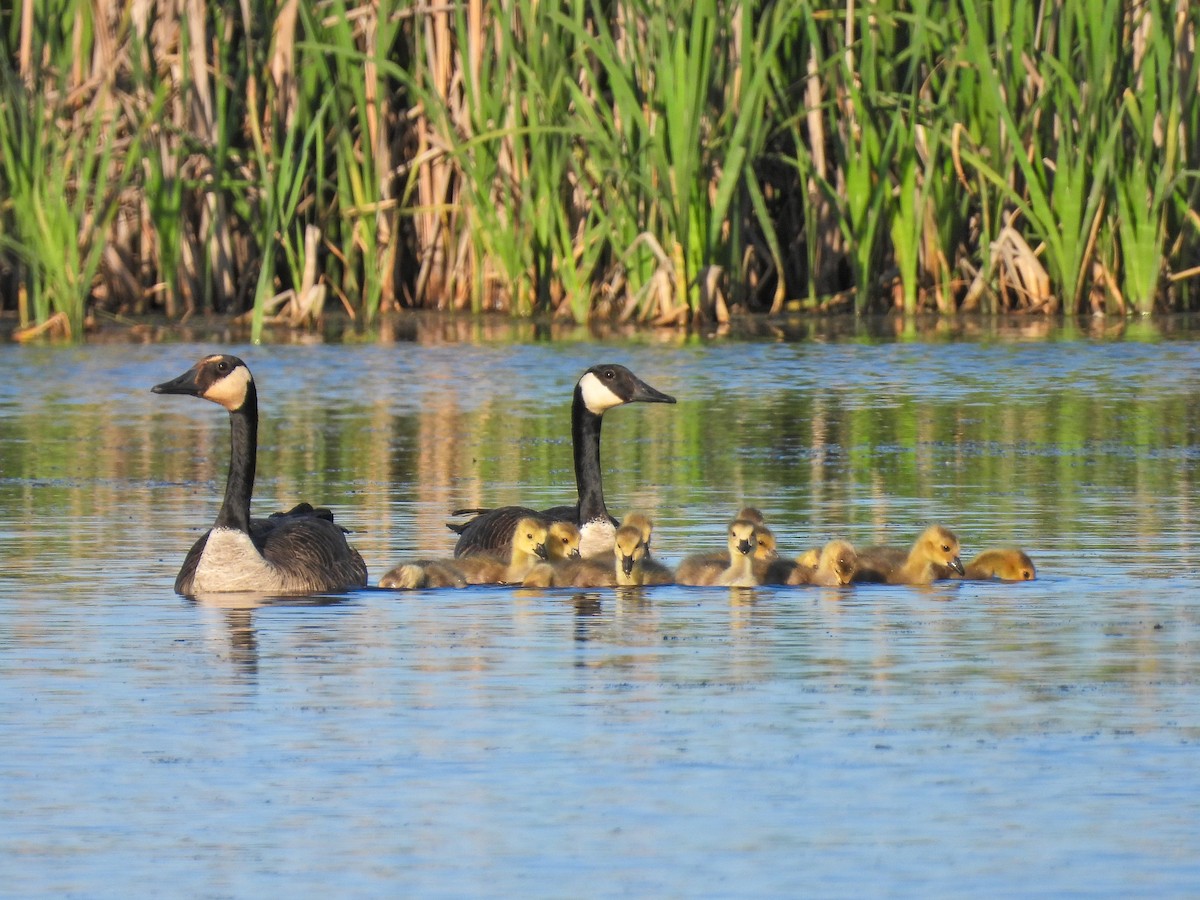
216,361,229,373
603,369,615,379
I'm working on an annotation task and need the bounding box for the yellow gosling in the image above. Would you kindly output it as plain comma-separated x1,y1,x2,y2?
964,548,1036,581
379,560,467,590
736,506,766,526
788,540,858,587
677,519,760,587
547,521,583,562
613,523,673,586
677,517,778,585
382,517,548,588
522,522,584,587
795,547,821,569
620,512,655,556
716,519,760,587
853,525,965,586
454,517,550,584
526,524,674,588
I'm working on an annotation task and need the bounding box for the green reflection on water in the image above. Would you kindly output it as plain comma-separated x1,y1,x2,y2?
1,332,1198,576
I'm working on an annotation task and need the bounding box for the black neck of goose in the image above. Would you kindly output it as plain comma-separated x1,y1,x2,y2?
214,381,258,534
571,388,608,522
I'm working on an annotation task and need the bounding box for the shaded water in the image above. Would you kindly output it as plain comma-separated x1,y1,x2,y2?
3,324,1200,896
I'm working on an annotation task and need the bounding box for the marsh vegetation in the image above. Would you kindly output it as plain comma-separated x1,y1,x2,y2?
3,0,1198,341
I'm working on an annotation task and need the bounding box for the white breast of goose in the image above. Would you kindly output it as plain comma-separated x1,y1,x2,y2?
579,518,617,559
191,528,282,593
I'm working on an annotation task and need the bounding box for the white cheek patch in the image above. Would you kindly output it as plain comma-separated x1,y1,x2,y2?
205,366,253,411
579,372,625,414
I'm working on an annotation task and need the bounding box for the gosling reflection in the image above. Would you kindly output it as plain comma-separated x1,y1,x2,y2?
572,592,604,646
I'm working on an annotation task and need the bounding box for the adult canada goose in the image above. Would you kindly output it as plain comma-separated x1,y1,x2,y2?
448,364,676,559
152,355,368,595
382,517,550,588
959,547,1036,581
852,524,965,585
788,539,859,586
676,518,760,587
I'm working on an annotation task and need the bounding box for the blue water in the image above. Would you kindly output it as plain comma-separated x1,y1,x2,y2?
2,331,1199,897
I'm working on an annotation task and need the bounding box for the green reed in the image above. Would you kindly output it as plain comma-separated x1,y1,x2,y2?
1,0,1198,335
0,57,134,337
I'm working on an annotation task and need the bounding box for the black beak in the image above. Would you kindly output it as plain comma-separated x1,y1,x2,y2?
628,375,676,405
737,540,752,556
621,555,635,576
152,366,202,396
534,543,549,561
570,548,581,559
949,556,965,576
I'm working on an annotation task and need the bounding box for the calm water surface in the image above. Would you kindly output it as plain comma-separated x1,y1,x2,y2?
2,327,1199,897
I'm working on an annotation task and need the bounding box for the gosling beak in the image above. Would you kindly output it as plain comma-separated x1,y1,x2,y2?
570,548,581,559
628,375,676,405
152,365,202,396
534,543,548,560
737,539,752,556
949,556,965,576
621,555,635,576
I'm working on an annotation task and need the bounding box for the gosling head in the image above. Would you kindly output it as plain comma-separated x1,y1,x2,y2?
576,364,676,415
153,354,254,412
752,525,778,561
728,519,756,558
917,525,964,575
977,548,1036,581
620,512,654,552
614,524,646,577
547,521,582,560
820,540,859,585
736,506,766,526
1008,550,1036,581
512,517,549,561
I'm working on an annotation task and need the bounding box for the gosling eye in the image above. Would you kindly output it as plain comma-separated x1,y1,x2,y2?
942,544,951,553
